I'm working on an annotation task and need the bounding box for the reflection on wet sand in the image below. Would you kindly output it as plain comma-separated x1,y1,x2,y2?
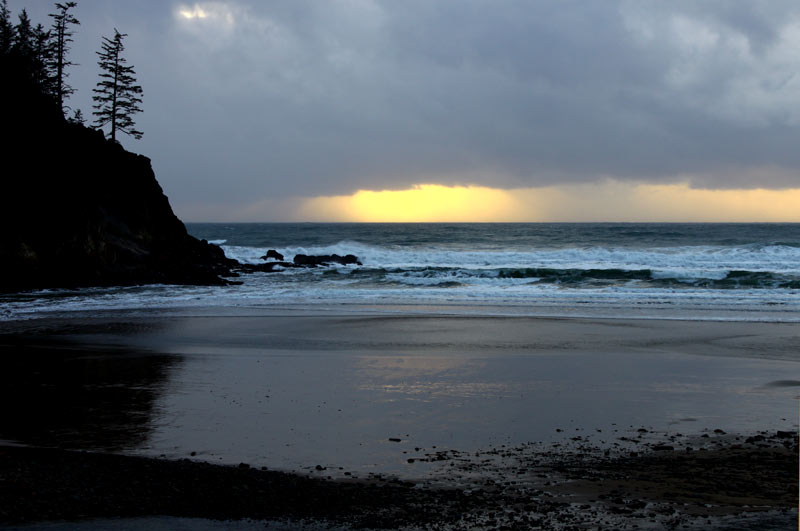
0,341,181,451
1,313,798,477
355,356,513,400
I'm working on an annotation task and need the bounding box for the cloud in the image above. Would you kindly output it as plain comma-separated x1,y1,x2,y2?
178,5,210,20
9,0,800,220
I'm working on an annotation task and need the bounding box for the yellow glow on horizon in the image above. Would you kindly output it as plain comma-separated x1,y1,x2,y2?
291,181,800,222
299,184,526,222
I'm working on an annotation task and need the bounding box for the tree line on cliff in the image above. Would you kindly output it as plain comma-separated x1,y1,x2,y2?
0,2,240,291
0,1,142,142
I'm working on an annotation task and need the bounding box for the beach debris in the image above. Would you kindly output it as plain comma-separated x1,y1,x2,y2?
1,428,796,530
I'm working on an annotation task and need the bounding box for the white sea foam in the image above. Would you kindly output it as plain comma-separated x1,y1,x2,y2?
4,268,798,323
223,242,800,277
4,237,799,323
219,245,262,264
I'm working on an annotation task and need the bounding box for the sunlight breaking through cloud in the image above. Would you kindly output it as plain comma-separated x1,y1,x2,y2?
286,182,800,223
178,5,208,19
298,184,523,223
176,3,235,25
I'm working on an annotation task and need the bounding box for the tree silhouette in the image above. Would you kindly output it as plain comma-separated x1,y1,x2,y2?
12,9,34,59
69,107,85,125
48,2,79,115
1,4,59,125
11,9,51,89
92,29,143,142
0,0,13,55
32,23,54,93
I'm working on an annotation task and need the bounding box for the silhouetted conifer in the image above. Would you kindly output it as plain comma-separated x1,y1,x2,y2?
1,2,76,122
0,0,12,55
68,107,85,125
11,9,51,90
92,29,143,142
12,9,34,59
48,2,79,115
32,23,55,93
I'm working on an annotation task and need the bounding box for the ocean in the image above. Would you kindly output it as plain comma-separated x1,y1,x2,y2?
3,222,800,321
3,223,799,530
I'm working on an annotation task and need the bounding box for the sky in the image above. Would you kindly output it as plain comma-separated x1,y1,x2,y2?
11,0,800,221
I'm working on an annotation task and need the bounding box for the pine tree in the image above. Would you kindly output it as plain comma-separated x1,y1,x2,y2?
12,9,34,60
48,2,79,114
11,9,49,89
92,29,143,142
32,23,54,94
68,107,84,125
0,0,13,55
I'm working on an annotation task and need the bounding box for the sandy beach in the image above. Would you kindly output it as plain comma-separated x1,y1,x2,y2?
1,310,798,529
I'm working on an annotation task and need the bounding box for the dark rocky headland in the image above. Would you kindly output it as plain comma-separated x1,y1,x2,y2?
0,28,365,291
0,57,239,291
0,86,361,290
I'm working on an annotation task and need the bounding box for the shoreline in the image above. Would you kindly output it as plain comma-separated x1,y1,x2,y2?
0,282,800,324
4,300,800,326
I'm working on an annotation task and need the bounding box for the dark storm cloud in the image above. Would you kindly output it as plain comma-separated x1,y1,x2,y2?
11,0,800,212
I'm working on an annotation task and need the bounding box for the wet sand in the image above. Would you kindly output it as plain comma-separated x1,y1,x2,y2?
0,311,798,528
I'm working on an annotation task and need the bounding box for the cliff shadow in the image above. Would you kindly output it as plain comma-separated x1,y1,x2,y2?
0,338,182,451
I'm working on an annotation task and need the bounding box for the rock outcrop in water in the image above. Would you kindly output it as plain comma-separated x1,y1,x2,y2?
236,253,363,273
293,254,362,267
0,57,236,291
261,249,285,261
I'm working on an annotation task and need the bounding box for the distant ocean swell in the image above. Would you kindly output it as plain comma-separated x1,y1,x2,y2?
3,223,799,322
219,241,800,290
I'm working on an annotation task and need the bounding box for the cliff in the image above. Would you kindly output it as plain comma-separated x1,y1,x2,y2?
0,70,236,291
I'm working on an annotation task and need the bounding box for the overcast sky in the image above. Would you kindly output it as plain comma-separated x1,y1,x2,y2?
11,1,800,220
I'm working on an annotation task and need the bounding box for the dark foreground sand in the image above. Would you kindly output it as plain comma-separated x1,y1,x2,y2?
1,429,797,529
1,311,798,529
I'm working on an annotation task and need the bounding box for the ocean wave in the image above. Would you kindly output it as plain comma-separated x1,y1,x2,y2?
6,224,799,323
380,266,800,290
5,279,798,323
219,238,800,288
220,241,800,275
